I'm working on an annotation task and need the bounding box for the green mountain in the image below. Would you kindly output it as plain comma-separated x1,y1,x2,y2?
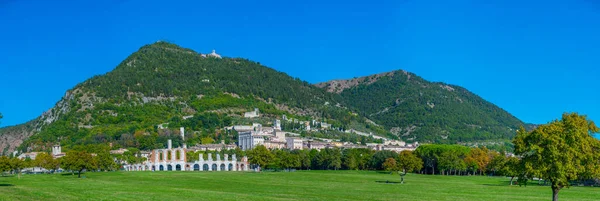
315,70,524,144
0,42,526,154
0,42,366,154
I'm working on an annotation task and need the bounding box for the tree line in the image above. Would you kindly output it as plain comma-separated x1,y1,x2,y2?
0,145,138,178
245,145,424,172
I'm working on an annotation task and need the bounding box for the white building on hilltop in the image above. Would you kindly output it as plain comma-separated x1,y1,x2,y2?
208,49,221,58
200,49,222,58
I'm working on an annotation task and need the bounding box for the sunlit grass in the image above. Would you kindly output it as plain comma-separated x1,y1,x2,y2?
0,171,598,200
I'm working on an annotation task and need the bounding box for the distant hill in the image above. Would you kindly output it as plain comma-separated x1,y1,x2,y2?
316,70,524,143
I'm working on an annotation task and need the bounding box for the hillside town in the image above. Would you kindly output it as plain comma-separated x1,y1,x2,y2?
14,108,419,173
1,2,598,200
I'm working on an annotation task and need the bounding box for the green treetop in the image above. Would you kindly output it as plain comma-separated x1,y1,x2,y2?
513,113,600,201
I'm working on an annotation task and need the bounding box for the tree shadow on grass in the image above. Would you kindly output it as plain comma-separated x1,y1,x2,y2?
482,183,510,187
60,173,86,177
375,180,402,184
376,171,394,174
0,184,14,187
482,180,544,187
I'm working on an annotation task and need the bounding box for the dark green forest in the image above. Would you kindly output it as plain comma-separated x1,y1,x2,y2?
16,42,364,152
332,71,524,143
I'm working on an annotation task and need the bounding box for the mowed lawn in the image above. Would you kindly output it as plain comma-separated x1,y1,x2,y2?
0,171,598,201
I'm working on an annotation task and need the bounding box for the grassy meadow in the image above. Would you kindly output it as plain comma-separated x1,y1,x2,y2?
0,171,598,201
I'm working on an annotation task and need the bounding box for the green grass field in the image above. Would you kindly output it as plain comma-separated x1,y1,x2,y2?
0,171,598,201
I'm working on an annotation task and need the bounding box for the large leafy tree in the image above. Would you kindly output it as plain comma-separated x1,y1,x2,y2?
370,150,398,170
0,156,10,176
415,144,470,175
34,152,58,172
312,148,342,170
62,150,97,178
9,157,25,179
294,150,311,170
277,150,300,170
382,158,398,173
464,147,491,175
96,150,117,171
487,154,506,176
247,145,273,171
513,113,600,201
438,150,466,175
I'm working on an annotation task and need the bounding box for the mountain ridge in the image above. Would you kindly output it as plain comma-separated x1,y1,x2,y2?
1,42,527,154
315,69,524,143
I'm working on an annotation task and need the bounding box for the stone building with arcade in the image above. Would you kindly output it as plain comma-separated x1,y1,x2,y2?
124,128,249,172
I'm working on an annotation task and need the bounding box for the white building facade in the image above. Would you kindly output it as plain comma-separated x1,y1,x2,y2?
124,139,249,172
286,138,303,150
238,131,265,151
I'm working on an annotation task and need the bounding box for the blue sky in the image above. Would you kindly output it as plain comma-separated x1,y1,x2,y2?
0,0,598,128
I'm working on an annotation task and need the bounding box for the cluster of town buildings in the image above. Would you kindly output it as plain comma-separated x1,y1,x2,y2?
235,109,419,152
234,118,419,152
125,109,419,172
17,144,65,160
16,108,418,173
16,145,66,174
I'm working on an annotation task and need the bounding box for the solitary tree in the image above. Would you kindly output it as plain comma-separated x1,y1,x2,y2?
513,113,600,201
62,151,97,178
397,151,423,184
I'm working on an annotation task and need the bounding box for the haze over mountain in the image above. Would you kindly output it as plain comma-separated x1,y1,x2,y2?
0,42,532,154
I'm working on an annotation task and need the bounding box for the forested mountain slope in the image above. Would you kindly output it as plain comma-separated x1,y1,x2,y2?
316,70,524,143
0,42,355,154
0,42,527,154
